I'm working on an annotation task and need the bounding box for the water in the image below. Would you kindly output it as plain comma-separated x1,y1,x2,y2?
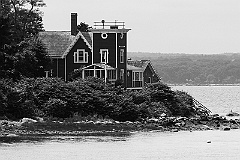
172,85,240,115
1,86,240,160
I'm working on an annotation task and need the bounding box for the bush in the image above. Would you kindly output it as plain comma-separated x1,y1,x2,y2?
0,77,209,121
43,98,70,118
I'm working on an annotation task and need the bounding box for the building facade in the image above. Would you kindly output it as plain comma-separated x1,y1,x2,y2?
39,13,160,88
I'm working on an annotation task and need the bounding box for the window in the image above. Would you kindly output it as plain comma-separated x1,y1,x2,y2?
120,69,124,80
74,49,88,63
101,33,108,39
107,70,116,80
120,49,124,63
133,72,143,81
100,49,108,63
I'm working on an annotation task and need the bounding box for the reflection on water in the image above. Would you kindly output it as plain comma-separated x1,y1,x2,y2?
1,130,240,160
0,133,130,145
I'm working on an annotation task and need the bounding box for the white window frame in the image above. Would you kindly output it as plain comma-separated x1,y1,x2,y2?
74,49,88,63
120,49,124,63
120,69,124,80
107,70,116,80
100,49,109,64
133,71,143,81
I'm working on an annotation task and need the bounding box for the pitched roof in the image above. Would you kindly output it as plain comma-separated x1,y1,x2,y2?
39,31,75,58
81,32,92,47
127,64,143,71
127,60,161,80
127,60,150,70
39,31,93,58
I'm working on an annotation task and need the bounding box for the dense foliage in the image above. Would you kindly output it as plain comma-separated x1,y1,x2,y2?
0,0,50,79
0,77,209,121
129,52,240,84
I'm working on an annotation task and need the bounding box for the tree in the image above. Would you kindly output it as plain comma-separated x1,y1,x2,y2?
1,0,46,44
77,22,92,32
0,0,50,79
14,37,50,78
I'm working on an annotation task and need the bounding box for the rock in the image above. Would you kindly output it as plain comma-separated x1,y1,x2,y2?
160,113,167,117
223,126,231,131
226,110,240,117
171,128,179,132
147,118,159,123
34,117,44,122
6,133,19,137
20,118,37,124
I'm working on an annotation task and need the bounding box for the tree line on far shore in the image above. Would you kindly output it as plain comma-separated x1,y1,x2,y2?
129,52,240,85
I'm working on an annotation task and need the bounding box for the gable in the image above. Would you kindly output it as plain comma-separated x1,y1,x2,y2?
39,31,92,58
127,60,161,81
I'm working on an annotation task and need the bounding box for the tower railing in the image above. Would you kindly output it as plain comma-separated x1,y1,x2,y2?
94,20,125,29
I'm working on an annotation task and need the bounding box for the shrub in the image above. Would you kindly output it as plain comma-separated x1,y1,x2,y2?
43,98,70,118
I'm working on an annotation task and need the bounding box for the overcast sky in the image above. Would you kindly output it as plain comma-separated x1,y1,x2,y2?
41,0,240,54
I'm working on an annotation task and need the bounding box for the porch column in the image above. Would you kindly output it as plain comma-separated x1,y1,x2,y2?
82,70,85,79
94,66,96,77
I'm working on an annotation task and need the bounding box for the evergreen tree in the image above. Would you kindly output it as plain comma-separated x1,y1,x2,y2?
0,0,50,79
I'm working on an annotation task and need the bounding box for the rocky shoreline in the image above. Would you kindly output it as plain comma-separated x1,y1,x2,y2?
1,114,240,140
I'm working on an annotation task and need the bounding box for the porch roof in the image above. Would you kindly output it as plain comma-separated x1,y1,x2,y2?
82,63,115,70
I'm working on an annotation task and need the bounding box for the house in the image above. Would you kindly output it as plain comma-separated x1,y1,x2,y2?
39,13,160,88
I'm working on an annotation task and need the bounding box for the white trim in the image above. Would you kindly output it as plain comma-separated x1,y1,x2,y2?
79,32,92,49
133,71,143,81
92,33,94,64
101,33,108,39
62,32,92,58
107,70,117,81
132,71,143,88
100,49,109,64
120,32,124,39
120,49,124,63
146,61,161,81
73,49,88,63
120,69,124,80
116,33,118,69
89,29,131,33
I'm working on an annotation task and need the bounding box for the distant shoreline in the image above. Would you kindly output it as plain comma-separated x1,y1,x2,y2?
168,83,240,86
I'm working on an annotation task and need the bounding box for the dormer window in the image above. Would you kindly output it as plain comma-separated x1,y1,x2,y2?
100,49,109,63
74,49,88,63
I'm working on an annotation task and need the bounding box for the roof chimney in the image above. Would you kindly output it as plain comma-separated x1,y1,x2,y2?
71,13,77,36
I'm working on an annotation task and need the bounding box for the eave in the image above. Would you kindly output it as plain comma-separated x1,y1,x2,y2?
89,28,131,33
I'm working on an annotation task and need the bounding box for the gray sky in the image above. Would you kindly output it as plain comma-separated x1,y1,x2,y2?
41,0,240,54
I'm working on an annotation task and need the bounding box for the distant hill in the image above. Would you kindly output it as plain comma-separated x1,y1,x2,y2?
128,52,240,84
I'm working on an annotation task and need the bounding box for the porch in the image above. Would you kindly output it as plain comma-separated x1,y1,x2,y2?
81,63,117,82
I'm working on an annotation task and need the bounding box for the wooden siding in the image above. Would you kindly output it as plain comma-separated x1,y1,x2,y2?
50,58,65,79
93,33,116,68
127,70,132,88
117,33,127,87
143,64,160,83
66,37,92,80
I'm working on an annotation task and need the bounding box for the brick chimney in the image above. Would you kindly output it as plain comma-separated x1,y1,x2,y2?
71,13,77,36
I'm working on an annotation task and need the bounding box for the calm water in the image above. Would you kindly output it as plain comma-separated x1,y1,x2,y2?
172,85,240,115
1,86,240,160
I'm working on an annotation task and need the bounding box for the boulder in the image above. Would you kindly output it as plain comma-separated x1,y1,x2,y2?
20,118,37,124
222,126,231,131
226,110,240,117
